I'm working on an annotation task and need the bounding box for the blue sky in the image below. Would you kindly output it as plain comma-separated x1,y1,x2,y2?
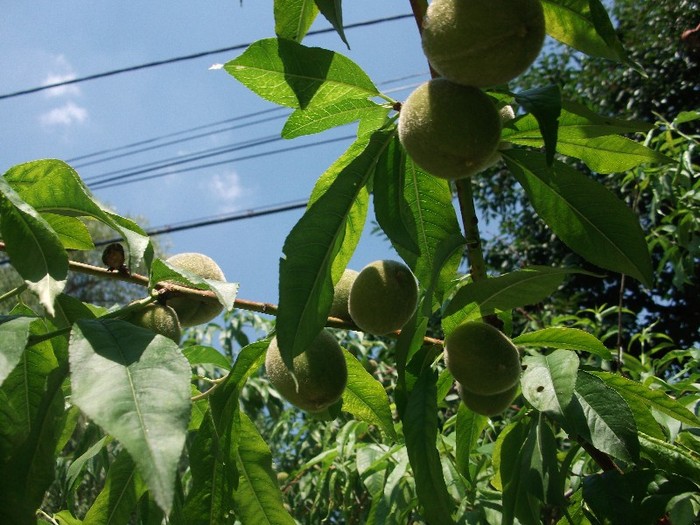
1,2,437,306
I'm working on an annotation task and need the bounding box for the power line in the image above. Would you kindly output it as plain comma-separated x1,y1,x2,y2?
89,134,354,190
0,13,414,101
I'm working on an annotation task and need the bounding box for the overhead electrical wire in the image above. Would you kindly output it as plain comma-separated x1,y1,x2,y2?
0,13,414,101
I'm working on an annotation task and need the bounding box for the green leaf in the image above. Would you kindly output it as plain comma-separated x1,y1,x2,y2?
69,319,191,514
521,350,579,417
83,449,147,525
282,98,383,139
442,266,592,335
3,159,151,270
315,0,348,47
514,327,613,360
504,149,654,286
276,130,391,365
541,0,626,62
274,0,318,42
0,316,34,386
66,435,112,492
231,411,296,524
183,345,231,370
498,418,540,525
564,370,640,463
638,434,700,486
373,133,421,255
341,351,397,441
589,371,700,427
150,258,239,313
41,213,94,250
455,404,488,481
225,38,379,110
0,331,66,525
403,367,456,525
515,85,561,166
0,177,68,316
394,154,464,305
184,340,268,524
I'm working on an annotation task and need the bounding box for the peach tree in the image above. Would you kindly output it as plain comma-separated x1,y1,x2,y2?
0,0,698,523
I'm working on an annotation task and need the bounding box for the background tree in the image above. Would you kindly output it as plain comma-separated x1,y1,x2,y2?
474,0,700,348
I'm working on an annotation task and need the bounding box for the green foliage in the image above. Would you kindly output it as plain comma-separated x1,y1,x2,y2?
0,0,698,523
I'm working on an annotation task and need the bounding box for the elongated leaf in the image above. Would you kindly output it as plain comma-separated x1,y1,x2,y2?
373,134,421,255
342,351,397,440
66,435,112,492
499,418,540,525
394,154,464,304
455,404,488,481
521,350,579,416
225,38,378,110
150,258,238,313
274,0,318,42
541,0,626,61
4,159,151,269
83,449,147,525
589,371,700,427
0,331,66,525
0,316,34,386
0,178,67,316
315,0,348,47
282,98,383,139
277,130,391,366
184,340,268,524
564,370,639,463
442,266,591,335
403,367,456,525
232,412,295,524
69,319,191,514
514,327,612,360
504,149,653,286
638,433,700,485
183,345,231,370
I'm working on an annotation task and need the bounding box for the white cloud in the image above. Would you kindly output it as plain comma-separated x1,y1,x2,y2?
39,101,88,127
42,73,80,98
42,55,80,98
207,171,246,212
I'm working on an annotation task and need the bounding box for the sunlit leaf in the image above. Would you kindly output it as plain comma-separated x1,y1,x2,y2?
455,404,487,481
276,130,391,366
232,412,296,524
0,316,34,387
590,371,700,427
342,351,397,440
274,0,318,42
541,0,626,62
504,149,654,286
283,99,384,140
442,266,592,335
69,319,191,514
3,159,151,269
183,345,231,370
521,350,579,417
225,38,378,110
514,327,612,360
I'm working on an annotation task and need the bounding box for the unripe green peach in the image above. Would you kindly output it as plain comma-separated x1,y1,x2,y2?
457,381,519,416
398,79,502,180
165,252,226,327
444,321,521,396
348,260,418,335
125,303,182,344
329,268,359,321
265,330,348,413
422,0,546,87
